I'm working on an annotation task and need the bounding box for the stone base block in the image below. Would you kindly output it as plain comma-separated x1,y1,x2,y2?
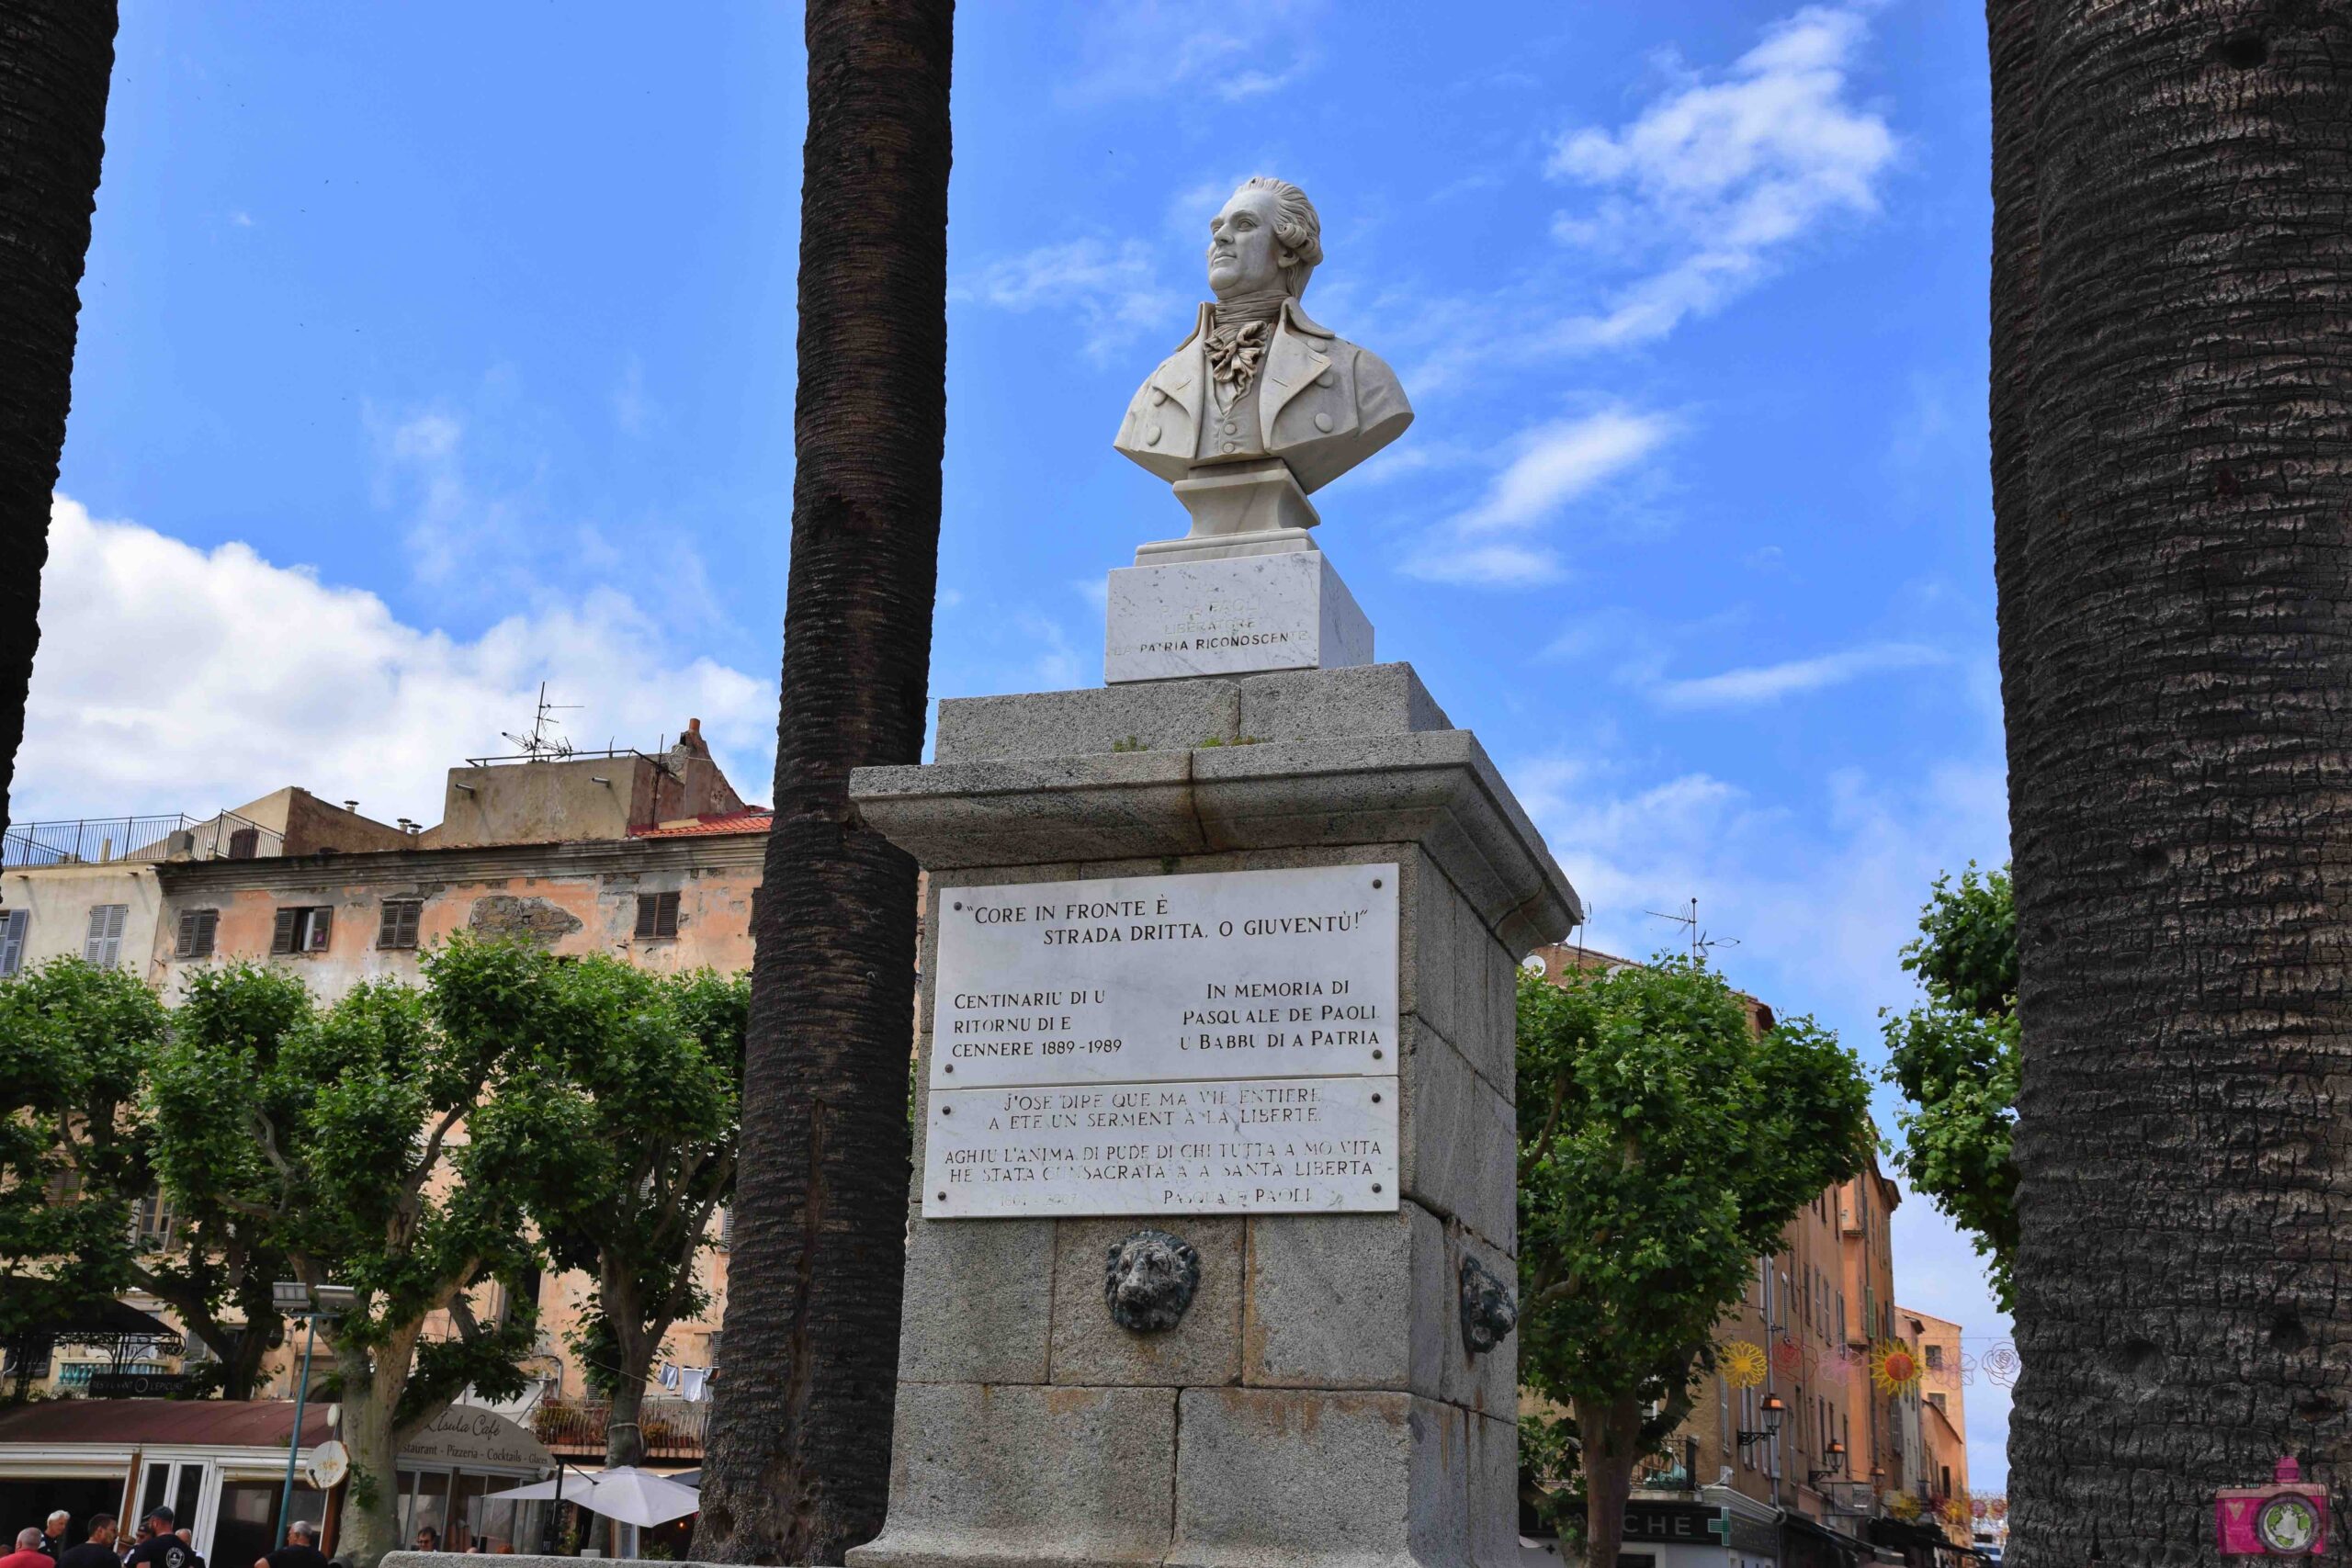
1169,1390,1466,1568
849,1383,1178,1568
1105,550,1372,683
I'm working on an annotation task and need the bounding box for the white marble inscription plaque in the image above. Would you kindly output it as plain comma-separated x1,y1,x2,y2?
1104,551,1373,683
931,863,1399,1089
922,1075,1398,1217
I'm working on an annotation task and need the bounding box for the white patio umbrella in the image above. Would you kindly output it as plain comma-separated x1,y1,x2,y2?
480,1466,701,1528
570,1467,702,1528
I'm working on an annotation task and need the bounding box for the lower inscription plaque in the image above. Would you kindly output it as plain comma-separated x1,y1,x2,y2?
923,1075,1398,1217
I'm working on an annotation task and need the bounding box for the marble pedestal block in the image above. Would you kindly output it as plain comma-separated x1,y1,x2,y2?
1134,458,1322,565
846,664,1580,1568
1105,550,1373,684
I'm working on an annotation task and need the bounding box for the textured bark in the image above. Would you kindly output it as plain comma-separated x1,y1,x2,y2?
690,4,952,1564
1995,4,2352,1564
0,1,116,838
1578,1394,1642,1568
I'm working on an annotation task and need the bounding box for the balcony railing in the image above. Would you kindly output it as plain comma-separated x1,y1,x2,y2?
3,811,284,868
529,1396,708,1460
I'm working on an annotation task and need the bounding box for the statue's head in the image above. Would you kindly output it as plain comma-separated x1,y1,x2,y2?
1206,176,1322,302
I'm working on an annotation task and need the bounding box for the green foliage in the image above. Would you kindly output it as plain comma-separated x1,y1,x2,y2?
469,954,744,1416
1515,955,1871,1548
0,959,164,1362
1881,863,2019,1311
148,945,546,1432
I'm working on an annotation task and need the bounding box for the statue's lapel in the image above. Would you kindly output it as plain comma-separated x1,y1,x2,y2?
1260,308,1331,440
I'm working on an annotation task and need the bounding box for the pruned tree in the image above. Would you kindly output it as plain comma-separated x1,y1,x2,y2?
0,957,288,1400
0,957,150,1389
1515,958,1871,1568
148,947,545,1568
1989,6,2352,1562
477,957,744,1467
1881,864,2018,1311
0,0,118,838
693,2,954,1562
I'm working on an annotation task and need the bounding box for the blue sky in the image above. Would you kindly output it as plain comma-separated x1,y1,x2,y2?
32,0,2012,1486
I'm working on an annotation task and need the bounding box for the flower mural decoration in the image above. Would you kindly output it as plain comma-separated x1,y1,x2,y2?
1772,1335,1806,1378
1870,1340,1922,1393
1720,1338,1769,1389
1980,1340,2021,1387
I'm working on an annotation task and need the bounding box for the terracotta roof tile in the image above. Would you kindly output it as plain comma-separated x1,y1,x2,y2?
629,811,773,839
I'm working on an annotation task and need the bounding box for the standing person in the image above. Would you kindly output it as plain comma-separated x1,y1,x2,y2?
251,1521,327,1568
40,1513,69,1557
56,1516,115,1568
119,1510,191,1568
170,1531,201,1568
2,1529,56,1568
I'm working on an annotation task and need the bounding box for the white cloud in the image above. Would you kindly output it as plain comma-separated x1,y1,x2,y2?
1542,4,1896,349
952,238,1183,362
1403,408,1673,586
1650,641,1944,709
1457,409,1674,535
612,356,653,437
17,496,775,827
1062,0,1325,106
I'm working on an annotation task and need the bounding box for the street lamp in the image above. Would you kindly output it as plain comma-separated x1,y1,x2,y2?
274,1281,352,1550
1734,1392,1785,1455
1807,1437,1848,1490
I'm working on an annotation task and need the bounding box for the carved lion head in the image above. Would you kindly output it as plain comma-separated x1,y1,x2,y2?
1103,1228,1202,1334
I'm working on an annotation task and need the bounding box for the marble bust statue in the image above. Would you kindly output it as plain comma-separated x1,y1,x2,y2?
1115,177,1412,558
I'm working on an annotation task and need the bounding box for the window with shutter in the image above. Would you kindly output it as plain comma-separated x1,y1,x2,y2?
306,907,333,952
175,908,220,959
378,900,423,949
85,905,128,966
0,909,26,976
271,908,300,954
635,890,681,940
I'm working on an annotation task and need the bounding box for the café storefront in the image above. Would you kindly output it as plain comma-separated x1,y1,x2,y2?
0,1401,552,1562
1617,1490,1784,1568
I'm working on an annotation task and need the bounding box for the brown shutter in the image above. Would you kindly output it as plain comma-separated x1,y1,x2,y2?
196,909,217,957
656,890,680,938
271,908,299,954
176,909,198,958
307,908,333,952
635,894,657,939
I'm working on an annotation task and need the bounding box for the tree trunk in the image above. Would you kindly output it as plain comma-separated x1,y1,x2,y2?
0,0,117,836
690,4,952,1565
1577,1394,1642,1568
1995,5,2352,1564
335,1344,404,1568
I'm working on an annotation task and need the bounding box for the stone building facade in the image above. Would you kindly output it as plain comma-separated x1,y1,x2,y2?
12,723,761,1444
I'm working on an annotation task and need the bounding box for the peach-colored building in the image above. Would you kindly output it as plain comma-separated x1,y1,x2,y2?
1901,1305,1970,1542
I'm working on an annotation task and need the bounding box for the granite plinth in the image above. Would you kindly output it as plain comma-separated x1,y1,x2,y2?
848,663,1570,1568
1105,550,1372,683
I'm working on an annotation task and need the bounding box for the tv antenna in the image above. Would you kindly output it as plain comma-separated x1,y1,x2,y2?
503,682,580,761
1644,896,1739,963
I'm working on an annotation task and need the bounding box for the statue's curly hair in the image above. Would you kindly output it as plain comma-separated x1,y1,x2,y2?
1238,176,1323,296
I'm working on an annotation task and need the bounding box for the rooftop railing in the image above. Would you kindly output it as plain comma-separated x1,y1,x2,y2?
2,810,285,868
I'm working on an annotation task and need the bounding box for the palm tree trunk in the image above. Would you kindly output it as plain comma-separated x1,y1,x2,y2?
0,0,118,837
690,4,952,1565
1996,5,2352,1563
